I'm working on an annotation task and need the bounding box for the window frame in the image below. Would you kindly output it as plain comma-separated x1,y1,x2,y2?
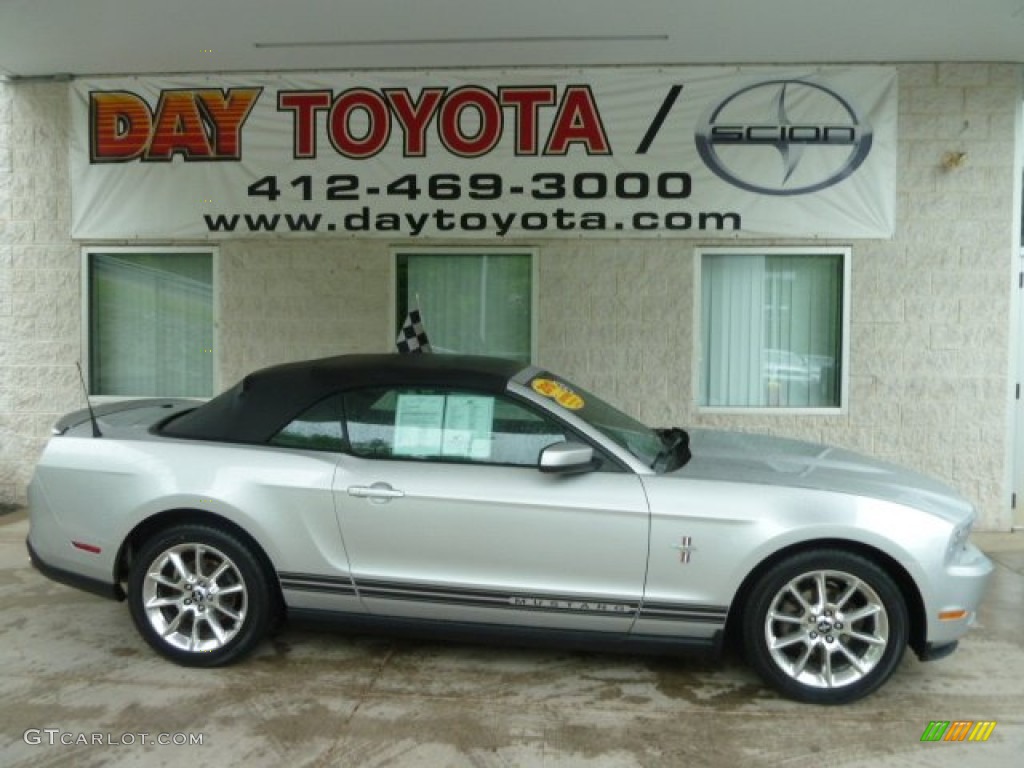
81,245,220,401
694,245,852,416
389,246,539,361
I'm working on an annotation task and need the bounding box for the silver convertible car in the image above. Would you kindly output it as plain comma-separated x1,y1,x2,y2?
27,355,992,704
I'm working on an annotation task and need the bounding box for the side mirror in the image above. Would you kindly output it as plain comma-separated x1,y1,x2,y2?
539,441,597,474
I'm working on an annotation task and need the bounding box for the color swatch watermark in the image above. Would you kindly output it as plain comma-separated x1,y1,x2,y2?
920,721,996,742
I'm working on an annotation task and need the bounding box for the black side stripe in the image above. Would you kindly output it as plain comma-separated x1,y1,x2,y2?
637,603,729,624
278,571,357,597
357,578,639,617
277,572,727,625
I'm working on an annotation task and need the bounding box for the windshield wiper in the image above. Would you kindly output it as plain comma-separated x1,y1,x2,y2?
653,427,692,472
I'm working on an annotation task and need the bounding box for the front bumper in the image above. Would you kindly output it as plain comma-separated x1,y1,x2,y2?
921,540,993,649
915,640,958,662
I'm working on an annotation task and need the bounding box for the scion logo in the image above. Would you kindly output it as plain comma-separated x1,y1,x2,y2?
695,79,873,196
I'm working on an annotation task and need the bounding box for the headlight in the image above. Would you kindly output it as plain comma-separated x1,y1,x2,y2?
946,519,973,562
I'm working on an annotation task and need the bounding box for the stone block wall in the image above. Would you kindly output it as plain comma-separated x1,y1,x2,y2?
0,64,1021,530
0,82,78,506
217,241,392,384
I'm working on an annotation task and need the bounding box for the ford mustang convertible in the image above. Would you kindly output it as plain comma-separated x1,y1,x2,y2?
27,354,992,704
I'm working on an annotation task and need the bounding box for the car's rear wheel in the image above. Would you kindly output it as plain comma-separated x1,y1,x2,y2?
742,549,909,704
128,524,274,666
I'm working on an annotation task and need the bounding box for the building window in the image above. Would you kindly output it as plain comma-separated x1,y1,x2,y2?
86,248,215,397
698,247,849,411
394,248,535,361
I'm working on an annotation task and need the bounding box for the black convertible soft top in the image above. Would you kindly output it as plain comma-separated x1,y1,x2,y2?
159,354,527,444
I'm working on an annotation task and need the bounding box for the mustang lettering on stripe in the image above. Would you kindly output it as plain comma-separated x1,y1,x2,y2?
277,573,728,625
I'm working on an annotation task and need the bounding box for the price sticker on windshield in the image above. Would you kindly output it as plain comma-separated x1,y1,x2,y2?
531,377,585,410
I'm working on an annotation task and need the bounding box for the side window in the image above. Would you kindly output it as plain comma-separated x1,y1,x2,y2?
344,388,567,467
269,394,346,452
489,397,579,465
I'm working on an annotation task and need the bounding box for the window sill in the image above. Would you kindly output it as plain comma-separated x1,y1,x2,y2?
697,405,847,417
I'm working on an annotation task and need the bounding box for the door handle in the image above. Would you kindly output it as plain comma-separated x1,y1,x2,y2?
347,482,405,503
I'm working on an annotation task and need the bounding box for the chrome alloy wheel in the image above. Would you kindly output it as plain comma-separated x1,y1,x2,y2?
141,542,248,653
764,569,890,689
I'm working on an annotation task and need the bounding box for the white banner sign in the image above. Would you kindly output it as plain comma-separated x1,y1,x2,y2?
70,67,897,240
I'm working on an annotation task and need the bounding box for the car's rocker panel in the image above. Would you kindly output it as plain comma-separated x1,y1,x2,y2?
285,608,725,657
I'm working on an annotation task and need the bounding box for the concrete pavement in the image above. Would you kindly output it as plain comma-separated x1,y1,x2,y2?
1,510,1021,767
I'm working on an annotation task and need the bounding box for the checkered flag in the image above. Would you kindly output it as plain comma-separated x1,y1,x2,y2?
396,308,432,354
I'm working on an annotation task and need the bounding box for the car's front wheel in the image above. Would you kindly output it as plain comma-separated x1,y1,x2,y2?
742,549,909,704
127,524,274,666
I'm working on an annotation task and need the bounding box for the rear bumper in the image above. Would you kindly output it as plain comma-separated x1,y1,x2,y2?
26,537,124,601
26,471,125,601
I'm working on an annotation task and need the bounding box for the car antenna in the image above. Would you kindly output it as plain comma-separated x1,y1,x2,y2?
75,362,103,438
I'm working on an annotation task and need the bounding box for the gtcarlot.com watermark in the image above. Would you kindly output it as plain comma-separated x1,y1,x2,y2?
24,728,204,747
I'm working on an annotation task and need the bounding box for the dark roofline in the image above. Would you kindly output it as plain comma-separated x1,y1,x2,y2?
244,353,524,389
160,354,528,444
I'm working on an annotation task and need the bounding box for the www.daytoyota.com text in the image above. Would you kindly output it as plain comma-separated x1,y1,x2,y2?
203,171,742,236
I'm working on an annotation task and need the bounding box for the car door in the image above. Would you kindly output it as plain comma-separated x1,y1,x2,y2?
259,393,364,616
332,386,650,634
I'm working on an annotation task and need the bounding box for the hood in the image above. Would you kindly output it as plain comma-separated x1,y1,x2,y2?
674,429,975,524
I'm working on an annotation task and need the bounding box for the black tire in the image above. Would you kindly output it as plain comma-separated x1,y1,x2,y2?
742,549,909,705
127,524,274,667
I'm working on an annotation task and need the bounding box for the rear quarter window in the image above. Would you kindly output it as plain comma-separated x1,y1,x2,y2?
269,394,346,452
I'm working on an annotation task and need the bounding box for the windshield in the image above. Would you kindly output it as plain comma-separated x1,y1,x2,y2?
519,371,668,468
